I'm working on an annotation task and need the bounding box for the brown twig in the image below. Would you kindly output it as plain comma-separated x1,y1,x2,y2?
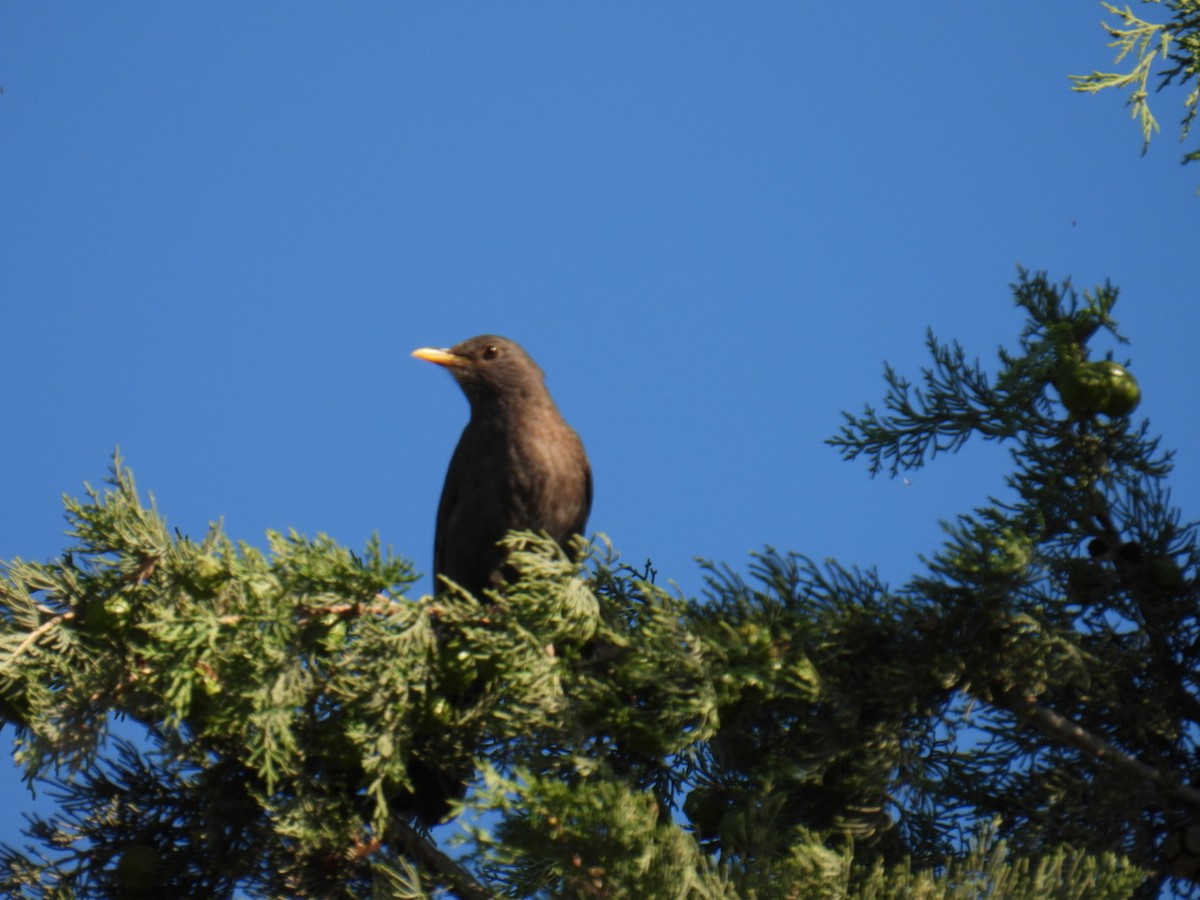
6,612,71,664
996,689,1200,808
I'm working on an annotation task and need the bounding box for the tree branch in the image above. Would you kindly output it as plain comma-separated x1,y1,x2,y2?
995,689,1200,809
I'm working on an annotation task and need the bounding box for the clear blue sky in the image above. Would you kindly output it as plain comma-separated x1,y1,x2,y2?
2,2,1197,859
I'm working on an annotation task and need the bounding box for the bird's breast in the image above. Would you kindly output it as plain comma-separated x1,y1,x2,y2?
503,421,589,535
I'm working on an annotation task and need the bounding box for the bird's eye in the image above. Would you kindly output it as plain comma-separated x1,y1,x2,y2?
482,345,499,360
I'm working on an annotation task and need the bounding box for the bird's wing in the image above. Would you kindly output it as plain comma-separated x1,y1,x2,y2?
432,449,461,590
433,436,505,596
576,457,593,535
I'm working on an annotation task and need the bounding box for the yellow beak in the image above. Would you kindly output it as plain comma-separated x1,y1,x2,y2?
412,347,468,368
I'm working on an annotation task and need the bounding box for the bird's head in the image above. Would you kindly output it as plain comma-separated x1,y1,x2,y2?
412,335,549,412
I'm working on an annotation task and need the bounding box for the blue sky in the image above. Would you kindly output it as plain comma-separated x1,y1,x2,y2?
2,2,1198,860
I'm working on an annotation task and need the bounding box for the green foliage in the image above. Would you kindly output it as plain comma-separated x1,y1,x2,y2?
829,269,1199,895
4,269,1197,896
0,463,721,897
467,768,730,899
852,821,1143,899
0,461,442,896
1071,0,1200,165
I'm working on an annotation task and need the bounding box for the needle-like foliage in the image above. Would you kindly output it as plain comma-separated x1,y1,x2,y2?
1,270,1195,897
1071,0,1200,166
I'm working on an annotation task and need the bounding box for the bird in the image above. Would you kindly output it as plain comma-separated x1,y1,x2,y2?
412,334,592,599
399,335,591,826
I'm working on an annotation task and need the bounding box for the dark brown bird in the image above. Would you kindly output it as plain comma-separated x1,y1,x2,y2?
412,334,592,599
398,336,591,826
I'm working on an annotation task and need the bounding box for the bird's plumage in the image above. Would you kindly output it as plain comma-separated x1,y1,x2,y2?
414,335,592,599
